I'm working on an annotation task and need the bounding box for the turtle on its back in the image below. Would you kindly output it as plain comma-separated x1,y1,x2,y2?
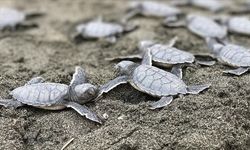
0,67,102,124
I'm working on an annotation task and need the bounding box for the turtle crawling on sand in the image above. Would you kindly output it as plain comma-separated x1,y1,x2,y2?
0,66,102,124
163,14,227,40
0,7,43,30
106,37,215,76
216,16,250,36
171,0,226,12
72,16,138,43
123,1,182,22
206,38,250,76
99,49,210,109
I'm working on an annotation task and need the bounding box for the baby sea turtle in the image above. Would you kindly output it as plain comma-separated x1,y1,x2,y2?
106,37,215,77
0,7,43,30
0,66,102,124
216,16,250,36
163,14,227,40
72,17,137,43
171,0,226,12
99,49,210,109
206,38,250,76
123,1,182,22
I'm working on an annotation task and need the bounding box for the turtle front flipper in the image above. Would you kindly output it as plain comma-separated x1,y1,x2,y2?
65,101,102,124
0,99,24,108
70,66,86,87
141,49,152,66
171,65,183,79
98,76,128,98
223,67,250,76
187,84,211,94
149,96,173,110
163,17,186,27
105,54,142,61
25,77,45,85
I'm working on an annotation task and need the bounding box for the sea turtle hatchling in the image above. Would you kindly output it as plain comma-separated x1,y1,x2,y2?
99,49,210,110
206,38,250,76
72,17,137,43
0,66,102,124
163,14,227,40
106,37,215,78
171,0,226,12
123,1,182,22
0,7,43,30
215,16,250,36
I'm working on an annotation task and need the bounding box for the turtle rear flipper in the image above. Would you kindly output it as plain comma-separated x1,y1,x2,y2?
149,96,173,110
223,67,250,76
187,84,211,94
105,54,142,61
0,99,24,108
25,77,45,85
65,101,102,124
25,12,45,19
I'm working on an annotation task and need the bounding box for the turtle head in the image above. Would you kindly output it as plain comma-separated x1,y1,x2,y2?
138,40,155,52
115,61,135,75
74,83,99,103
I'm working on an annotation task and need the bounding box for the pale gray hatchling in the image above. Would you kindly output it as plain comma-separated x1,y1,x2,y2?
0,7,43,30
106,36,215,78
163,14,227,40
99,49,210,110
0,67,102,124
171,0,226,12
72,17,138,43
206,38,250,76
123,1,182,22
216,16,250,36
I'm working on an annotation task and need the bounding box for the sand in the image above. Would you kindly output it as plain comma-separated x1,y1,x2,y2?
0,0,249,149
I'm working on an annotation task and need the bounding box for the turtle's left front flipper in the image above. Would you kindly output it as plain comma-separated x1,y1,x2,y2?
65,101,102,124
187,84,211,94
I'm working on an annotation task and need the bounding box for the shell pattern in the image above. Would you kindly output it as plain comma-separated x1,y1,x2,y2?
131,1,181,17
131,65,187,97
228,17,250,35
78,21,124,38
187,15,227,39
149,44,195,65
217,44,250,67
10,83,68,106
